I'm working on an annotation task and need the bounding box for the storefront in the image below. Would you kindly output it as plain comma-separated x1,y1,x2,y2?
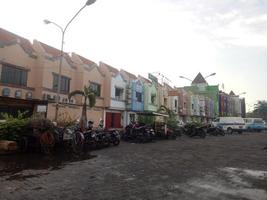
0,96,48,119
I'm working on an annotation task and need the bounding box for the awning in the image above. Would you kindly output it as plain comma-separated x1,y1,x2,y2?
137,112,169,117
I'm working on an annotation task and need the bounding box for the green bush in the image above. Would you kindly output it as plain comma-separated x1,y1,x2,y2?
0,112,30,141
138,115,155,126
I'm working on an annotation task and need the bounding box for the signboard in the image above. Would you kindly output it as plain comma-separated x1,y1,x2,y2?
37,105,47,113
148,73,158,83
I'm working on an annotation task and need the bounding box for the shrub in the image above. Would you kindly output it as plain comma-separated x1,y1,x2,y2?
0,112,30,141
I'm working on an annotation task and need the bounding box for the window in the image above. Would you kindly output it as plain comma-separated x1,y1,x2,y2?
90,82,101,97
151,94,156,104
136,92,142,102
0,64,27,86
53,74,70,93
115,87,124,101
175,99,178,108
164,98,167,106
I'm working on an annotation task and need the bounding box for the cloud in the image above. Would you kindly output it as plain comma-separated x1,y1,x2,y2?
168,0,267,47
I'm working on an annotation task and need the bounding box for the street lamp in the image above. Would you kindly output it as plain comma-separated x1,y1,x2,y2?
237,92,246,96
44,0,96,122
204,73,216,79
179,76,193,82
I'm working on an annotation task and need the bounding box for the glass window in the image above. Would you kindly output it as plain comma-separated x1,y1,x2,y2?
164,98,167,106
175,99,178,108
90,82,101,97
115,87,124,100
53,74,70,93
0,64,27,86
151,94,156,104
136,92,142,102
254,119,263,124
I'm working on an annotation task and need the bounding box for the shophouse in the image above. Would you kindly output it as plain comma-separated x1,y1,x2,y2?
99,62,127,129
71,53,105,124
138,74,158,112
120,69,144,124
0,28,47,117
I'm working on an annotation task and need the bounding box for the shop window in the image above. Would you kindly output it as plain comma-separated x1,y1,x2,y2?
52,73,70,93
0,64,27,86
90,82,101,97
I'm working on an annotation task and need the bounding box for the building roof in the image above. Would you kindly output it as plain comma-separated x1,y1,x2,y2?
0,28,36,56
138,75,151,84
100,61,119,74
38,41,74,67
121,69,137,80
192,72,207,85
229,91,236,95
75,53,97,67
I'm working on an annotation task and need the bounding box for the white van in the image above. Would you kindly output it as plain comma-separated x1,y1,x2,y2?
212,117,245,134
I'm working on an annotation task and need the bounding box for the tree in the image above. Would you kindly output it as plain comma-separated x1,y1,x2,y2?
68,85,96,131
252,100,267,121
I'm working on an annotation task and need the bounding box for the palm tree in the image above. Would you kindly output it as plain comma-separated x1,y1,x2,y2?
68,85,96,131
253,100,267,121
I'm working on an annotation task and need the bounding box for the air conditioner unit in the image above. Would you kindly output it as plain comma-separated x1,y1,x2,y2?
26,92,33,100
2,88,10,97
15,90,22,99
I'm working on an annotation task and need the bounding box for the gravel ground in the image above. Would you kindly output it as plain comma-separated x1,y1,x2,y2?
0,132,267,200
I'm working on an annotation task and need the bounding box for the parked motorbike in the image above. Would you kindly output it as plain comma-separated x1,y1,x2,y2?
183,123,206,138
123,122,155,143
105,130,120,146
53,123,85,154
206,124,225,136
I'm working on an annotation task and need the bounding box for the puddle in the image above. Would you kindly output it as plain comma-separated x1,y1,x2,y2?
0,150,97,176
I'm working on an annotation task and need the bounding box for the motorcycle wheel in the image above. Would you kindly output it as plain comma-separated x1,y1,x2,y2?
19,136,28,153
200,131,206,138
113,139,120,146
72,131,84,154
39,131,55,155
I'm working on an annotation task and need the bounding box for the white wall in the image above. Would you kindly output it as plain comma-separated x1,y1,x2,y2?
110,73,127,109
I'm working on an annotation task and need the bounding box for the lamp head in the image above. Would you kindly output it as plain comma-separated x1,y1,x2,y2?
86,0,96,6
43,19,51,24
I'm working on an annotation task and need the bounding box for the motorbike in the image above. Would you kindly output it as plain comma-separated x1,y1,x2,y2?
206,124,225,136
105,130,120,146
123,122,155,143
183,123,206,138
53,123,85,154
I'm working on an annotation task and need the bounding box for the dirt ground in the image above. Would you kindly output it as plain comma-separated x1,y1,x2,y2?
0,132,267,200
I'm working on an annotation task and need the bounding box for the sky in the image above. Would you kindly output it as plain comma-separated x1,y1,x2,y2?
1,0,267,112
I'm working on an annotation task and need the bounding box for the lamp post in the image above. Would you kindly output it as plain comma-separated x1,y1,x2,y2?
237,92,246,96
204,73,216,79
179,76,193,82
44,0,96,122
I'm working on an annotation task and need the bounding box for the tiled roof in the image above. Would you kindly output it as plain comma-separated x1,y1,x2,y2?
0,28,36,56
121,69,137,80
100,62,119,74
38,41,74,67
229,91,235,95
138,75,151,84
192,72,207,84
76,54,97,67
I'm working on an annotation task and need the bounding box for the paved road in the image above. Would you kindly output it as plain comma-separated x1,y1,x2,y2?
0,132,267,200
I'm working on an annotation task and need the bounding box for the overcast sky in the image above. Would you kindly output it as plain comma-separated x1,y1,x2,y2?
1,0,267,111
